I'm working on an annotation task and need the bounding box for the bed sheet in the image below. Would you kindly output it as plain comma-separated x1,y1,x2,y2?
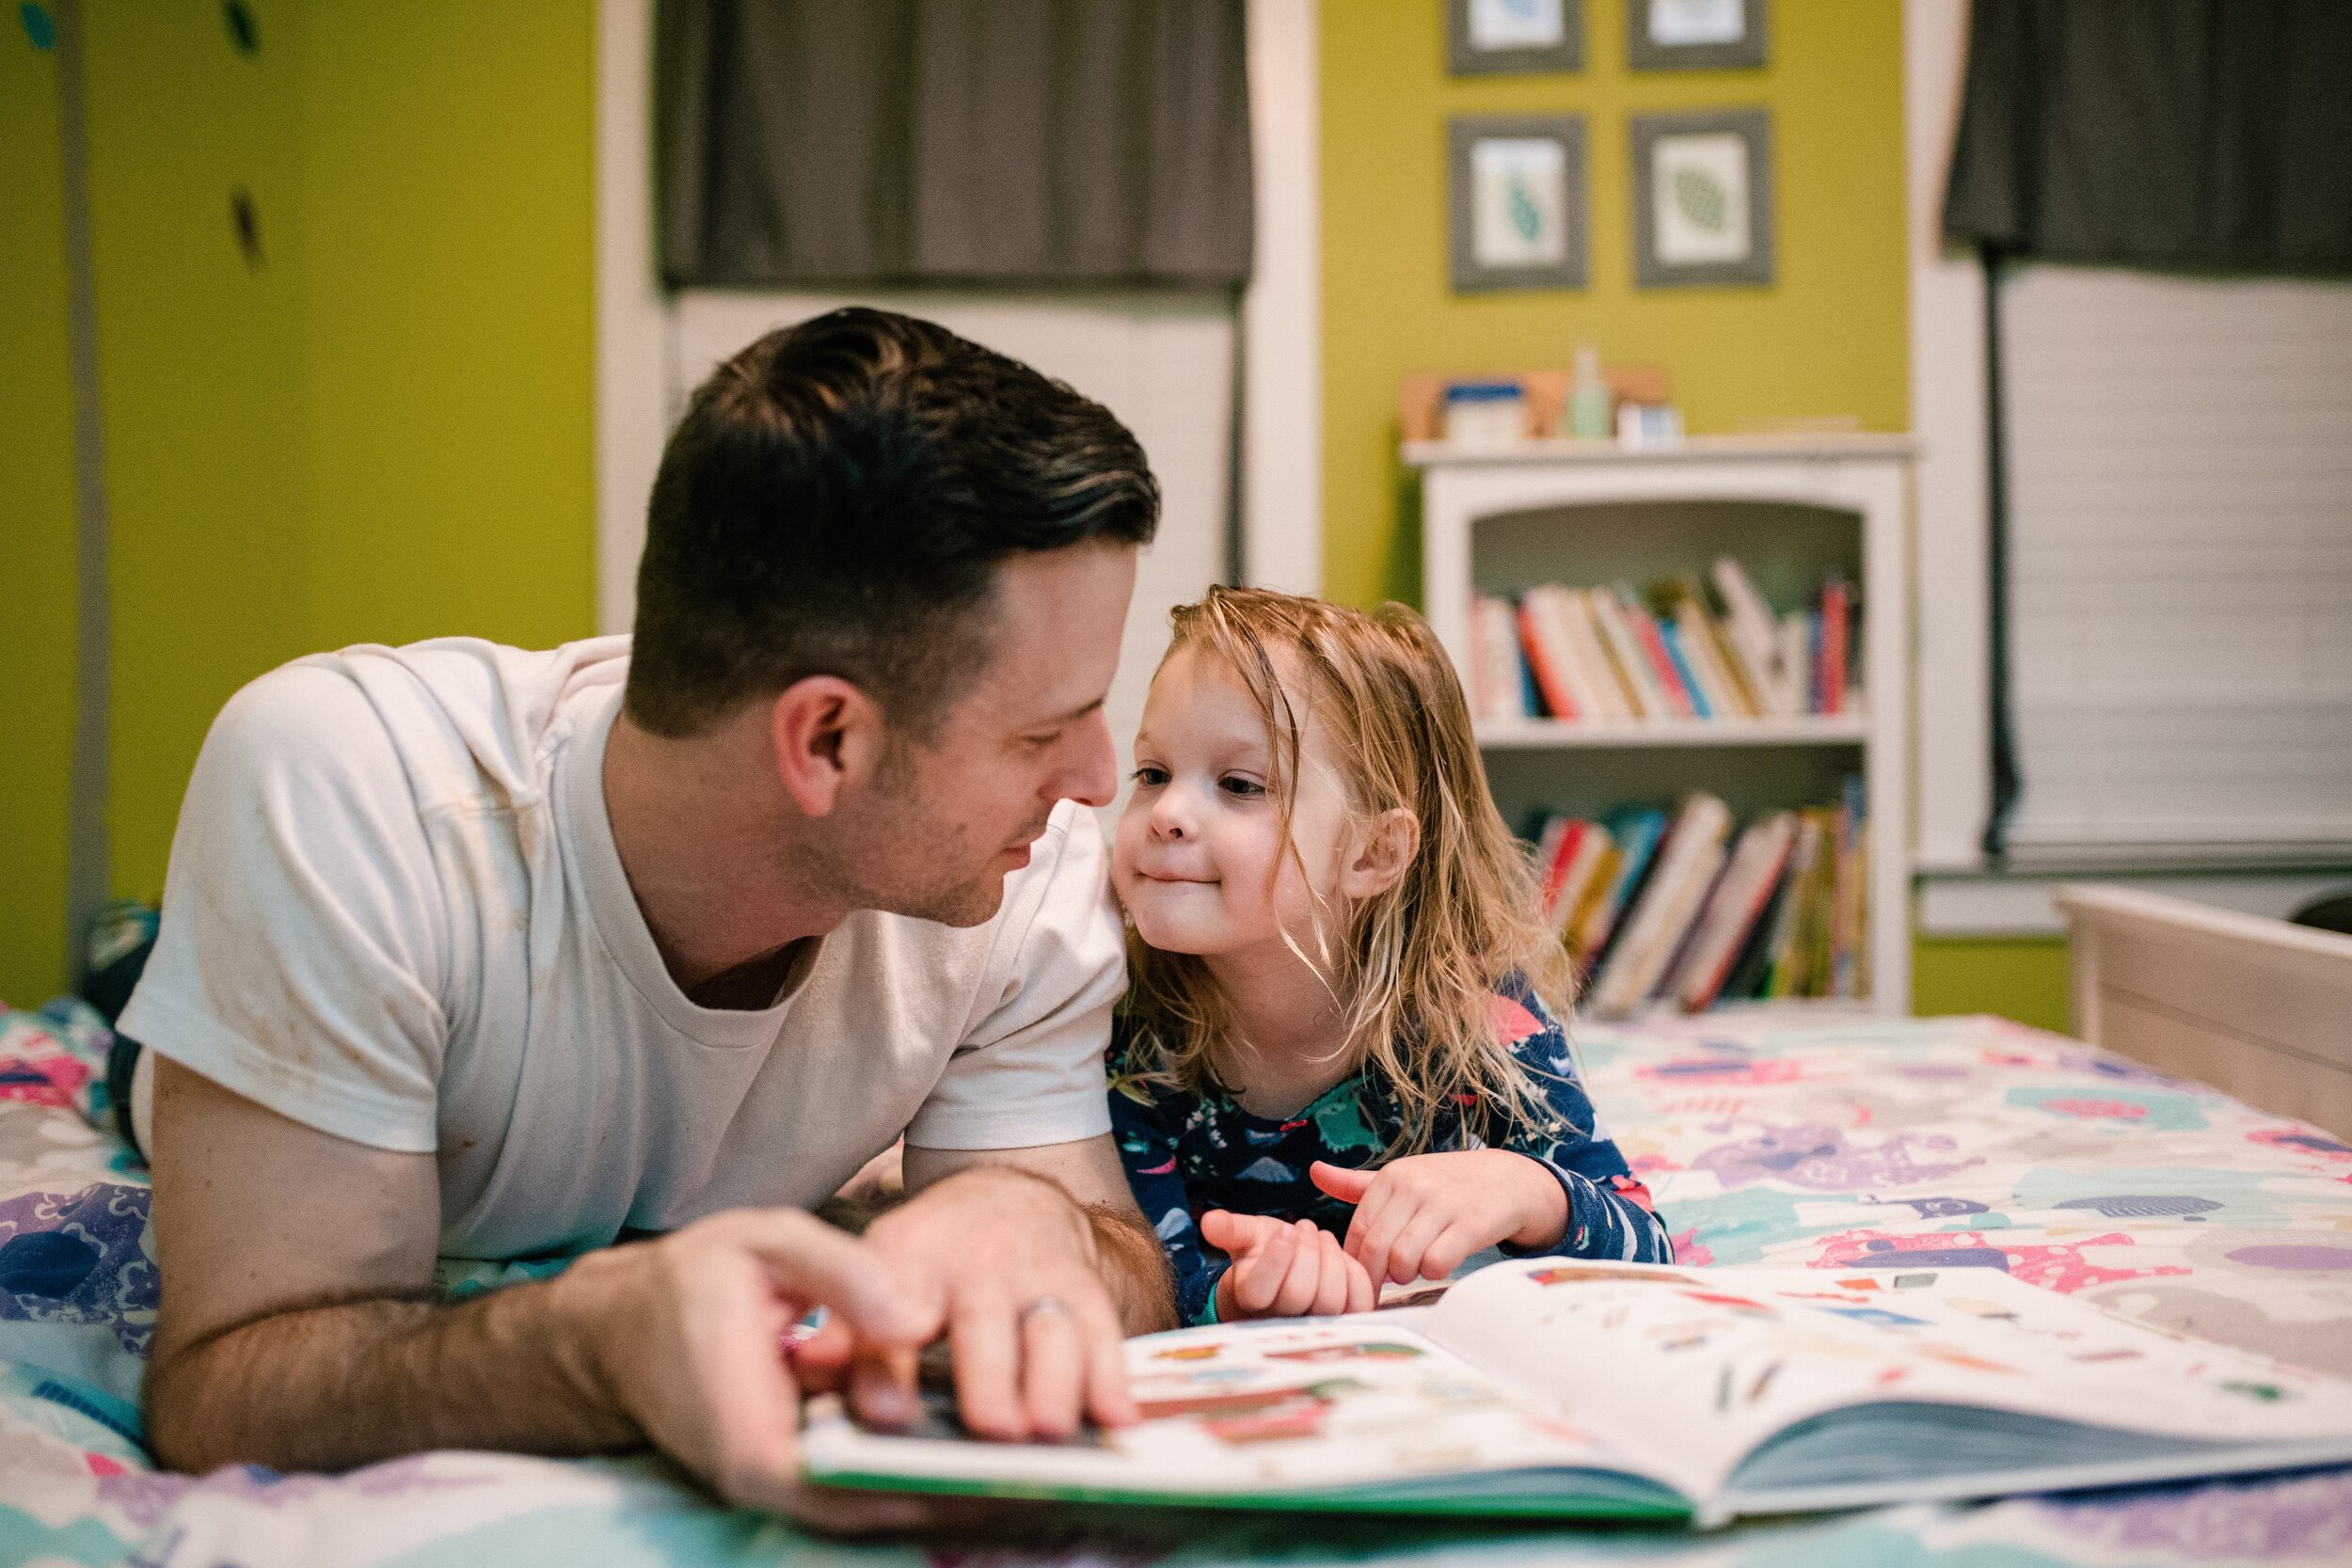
2,999,2347,1567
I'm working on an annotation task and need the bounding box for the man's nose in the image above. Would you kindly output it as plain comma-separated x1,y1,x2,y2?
1060,711,1120,808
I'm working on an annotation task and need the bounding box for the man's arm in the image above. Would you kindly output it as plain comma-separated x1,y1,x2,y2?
144,1059,933,1520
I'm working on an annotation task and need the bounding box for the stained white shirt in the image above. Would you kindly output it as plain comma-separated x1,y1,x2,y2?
120,637,1123,1260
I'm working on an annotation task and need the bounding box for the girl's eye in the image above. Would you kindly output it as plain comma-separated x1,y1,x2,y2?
1133,765,1169,787
1218,775,1267,799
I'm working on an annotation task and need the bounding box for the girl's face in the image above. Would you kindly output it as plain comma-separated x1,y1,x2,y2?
1113,645,1359,960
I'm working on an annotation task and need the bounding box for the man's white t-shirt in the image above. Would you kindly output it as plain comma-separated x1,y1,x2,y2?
119,637,1123,1261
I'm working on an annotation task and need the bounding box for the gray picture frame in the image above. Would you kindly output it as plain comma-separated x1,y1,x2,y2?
1630,107,1773,288
1449,115,1589,293
1627,0,1767,71
1448,0,1584,76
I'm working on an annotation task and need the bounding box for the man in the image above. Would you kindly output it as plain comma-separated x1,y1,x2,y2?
118,309,1178,1522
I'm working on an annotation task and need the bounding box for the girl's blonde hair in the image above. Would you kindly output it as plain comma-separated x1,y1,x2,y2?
1120,587,1575,1154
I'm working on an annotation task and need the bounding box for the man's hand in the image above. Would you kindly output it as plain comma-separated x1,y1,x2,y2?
1311,1151,1568,1286
1201,1211,1375,1320
557,1208,937,1517
798,1164,1140,1443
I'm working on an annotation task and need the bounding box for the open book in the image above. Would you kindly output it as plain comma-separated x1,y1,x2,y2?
803,1258,2352,1525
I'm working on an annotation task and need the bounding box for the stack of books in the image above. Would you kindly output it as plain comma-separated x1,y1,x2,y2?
1468,557,1855,725
1532,780,1868,1018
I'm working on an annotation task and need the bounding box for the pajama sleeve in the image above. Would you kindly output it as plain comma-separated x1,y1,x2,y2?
1486,990,1676,1265
1106,1062,1230,1325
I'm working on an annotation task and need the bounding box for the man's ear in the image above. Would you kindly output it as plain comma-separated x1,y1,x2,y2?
768,676,888,817
1339,806,1420,901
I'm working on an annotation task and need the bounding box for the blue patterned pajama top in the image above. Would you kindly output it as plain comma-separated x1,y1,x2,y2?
1109,981,1673,1323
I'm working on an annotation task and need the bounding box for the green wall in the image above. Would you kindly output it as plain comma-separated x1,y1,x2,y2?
86,0,313,899
0,15,78,1006
1319,0,1910,608
1,1,595,1003
297,5,594,653
1914,937,2071,1035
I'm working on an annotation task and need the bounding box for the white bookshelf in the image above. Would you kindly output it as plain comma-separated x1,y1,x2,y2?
1475,714,1872,749
1413,435,1915,1016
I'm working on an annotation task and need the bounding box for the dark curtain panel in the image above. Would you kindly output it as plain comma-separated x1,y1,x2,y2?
658,0,1253,289
1944,0,2352,273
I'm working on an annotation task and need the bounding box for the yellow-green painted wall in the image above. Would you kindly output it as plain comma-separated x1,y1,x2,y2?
1319,0,1909,607
2,2,595,998
1915,937,2071,1035
298,5,594,653
87,0,313,899
0,18,78,1005
103,2,593,905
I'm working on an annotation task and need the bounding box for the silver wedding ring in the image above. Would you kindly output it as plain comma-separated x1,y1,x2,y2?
1020,1293,1070,1323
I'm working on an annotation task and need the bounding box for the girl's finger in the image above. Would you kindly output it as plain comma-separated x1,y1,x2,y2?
1233,1221,1297,1315
1418,1221,1486,1284
1271,1221,1326,1317
1342,1249,1377,1313
1309,1236,1355,1317
1348,1187,1414,1290
1384,1205,1454,1285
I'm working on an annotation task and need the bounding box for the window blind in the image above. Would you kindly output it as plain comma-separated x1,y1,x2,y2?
1997,265,2352,863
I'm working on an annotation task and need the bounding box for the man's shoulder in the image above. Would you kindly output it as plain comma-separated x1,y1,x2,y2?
215,636,630,814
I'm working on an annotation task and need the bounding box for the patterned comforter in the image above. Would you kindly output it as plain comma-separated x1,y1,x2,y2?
4,998,2349,1567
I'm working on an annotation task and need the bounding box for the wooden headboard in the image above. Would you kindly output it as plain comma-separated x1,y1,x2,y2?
2057,885,2352,1141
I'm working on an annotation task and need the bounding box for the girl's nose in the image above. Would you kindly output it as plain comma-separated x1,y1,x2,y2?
1152,792,1193,841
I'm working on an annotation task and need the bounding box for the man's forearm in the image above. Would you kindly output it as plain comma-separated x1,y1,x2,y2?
145,1261,632,1474
1081,1202,1177,1336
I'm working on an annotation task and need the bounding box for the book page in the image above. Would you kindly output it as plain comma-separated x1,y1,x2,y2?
1421,1259,2352,1500
803,1314,1661,1504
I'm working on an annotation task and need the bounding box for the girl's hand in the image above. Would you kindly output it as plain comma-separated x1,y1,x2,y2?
1200,1212,1376,1320
1310,1152,1568,1287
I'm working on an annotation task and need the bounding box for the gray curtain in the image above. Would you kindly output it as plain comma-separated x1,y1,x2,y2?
658,0,1253,289
1944,0,2352,273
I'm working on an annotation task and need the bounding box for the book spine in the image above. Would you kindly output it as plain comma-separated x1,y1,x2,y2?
1518,596,1580,720
1678,814,1797,1011
1582,811,1664,959
1538,817,1587,923
1623,598,1697,718
1656,619,1714,721
1558,590,1632,721
1588,590,1664,721
1776,613,1811,716
1821,579,1850,717
1708,560,1785,717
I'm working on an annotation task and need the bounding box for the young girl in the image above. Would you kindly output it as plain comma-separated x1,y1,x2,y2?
1109,588,1671,1324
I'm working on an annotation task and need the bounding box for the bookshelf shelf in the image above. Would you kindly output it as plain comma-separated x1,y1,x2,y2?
1413,437,1914,1017
1476,714,1870,749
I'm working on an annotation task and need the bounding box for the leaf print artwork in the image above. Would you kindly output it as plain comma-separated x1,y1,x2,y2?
1673,166,1729,233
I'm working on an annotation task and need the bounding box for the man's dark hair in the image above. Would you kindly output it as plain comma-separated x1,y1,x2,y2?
627,308,1159,737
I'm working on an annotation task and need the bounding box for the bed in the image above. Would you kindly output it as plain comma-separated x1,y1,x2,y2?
6,996,2350,1567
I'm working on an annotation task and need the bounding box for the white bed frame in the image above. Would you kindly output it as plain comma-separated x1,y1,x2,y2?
2057,885,2352,1141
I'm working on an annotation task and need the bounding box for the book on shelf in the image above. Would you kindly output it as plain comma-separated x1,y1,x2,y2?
801,1257,2352,1526
1468,559,1858,728
1530,780,1867,1015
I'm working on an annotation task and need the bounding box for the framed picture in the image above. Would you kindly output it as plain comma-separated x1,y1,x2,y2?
1630,107,1772,288
1448,0,1583,76
1449,115,1588,292
1628,0,1766,71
